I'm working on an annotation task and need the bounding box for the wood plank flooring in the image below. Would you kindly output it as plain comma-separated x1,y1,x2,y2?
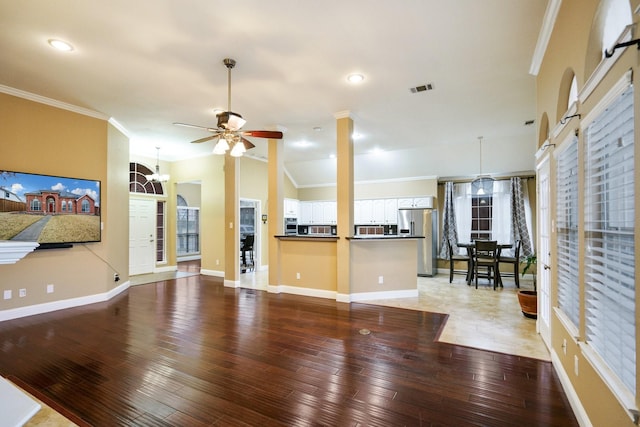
0,274,578,426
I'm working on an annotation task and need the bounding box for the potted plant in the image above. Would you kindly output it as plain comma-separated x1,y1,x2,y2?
517,254,537,319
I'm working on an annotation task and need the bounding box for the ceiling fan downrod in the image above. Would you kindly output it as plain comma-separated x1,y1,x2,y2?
223,58,236,112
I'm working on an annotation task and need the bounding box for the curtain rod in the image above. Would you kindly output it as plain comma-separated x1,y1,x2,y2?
437,171,535,184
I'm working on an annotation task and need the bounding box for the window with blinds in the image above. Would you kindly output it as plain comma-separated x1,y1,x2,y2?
584,85,635,396
555,136,579,328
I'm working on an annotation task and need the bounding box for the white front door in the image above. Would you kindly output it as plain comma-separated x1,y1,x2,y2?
536,154,551,348
129,198,156,275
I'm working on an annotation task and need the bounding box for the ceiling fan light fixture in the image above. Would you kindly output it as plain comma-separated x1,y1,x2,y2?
230,141,246,157
213,138,229,155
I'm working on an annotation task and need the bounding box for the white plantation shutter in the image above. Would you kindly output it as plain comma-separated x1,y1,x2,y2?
555,135,579,328
584,84,635,396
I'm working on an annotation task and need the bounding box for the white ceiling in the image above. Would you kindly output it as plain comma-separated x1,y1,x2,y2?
0,0,548,187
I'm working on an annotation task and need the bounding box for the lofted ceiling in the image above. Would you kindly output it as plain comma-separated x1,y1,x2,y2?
0,1,548,187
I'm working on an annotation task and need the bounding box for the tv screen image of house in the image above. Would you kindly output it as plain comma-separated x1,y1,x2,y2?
0,170,101,244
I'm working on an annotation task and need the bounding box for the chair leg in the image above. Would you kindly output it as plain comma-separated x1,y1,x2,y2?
514,263,520,288
449,262,454,283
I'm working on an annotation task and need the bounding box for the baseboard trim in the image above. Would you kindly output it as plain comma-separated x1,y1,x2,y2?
201,269,224,277
551,349,592,427
349,288,419,302
0,281,130,322
267,285,337,301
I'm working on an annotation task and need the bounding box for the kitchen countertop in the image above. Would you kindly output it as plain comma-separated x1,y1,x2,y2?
348,235,425,240
274,235,339,240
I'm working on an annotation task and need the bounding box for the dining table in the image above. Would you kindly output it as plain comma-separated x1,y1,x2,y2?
457,241,513,286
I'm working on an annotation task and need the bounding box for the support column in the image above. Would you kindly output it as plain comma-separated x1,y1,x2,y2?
335,111,354,302
224,154,240,287
268,138,284,289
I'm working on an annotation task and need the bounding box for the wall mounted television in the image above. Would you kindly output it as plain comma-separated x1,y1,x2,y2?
0,170,101,246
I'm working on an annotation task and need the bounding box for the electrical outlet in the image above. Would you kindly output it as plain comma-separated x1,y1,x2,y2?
574,355,579,376
562,339,567,355
19,288,26,298
216,259,220,265
378,276,384,284
46,284,54,294
3,290,11,300
296,272,301,280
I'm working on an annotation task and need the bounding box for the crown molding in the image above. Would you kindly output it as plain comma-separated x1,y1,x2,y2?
529,0,562,76
0,84,109,120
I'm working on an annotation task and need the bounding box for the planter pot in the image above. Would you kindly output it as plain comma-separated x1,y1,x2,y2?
517,290,537,319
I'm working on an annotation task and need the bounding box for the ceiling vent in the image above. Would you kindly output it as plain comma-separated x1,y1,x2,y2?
409,83,434,93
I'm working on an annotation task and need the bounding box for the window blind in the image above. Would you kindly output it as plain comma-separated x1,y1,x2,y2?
584,86,635,395
555,135,579,328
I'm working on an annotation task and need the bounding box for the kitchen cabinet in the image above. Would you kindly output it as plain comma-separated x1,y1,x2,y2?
299,200,336,224
384,198,398,224
284,198,299,218
300,201,313,224
322,201,337,224
397,196,433,209
355,198,397,224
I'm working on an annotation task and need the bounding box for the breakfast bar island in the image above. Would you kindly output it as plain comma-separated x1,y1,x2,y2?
273,235,422,302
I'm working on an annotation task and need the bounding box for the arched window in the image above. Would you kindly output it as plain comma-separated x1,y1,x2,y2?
81,199,90,213
602,0,632,54
31,199,41,211
177,194,188,207
129,162,165,195
568,75,578,109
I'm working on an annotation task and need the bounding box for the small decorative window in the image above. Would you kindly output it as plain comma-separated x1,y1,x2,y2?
129,162,164,195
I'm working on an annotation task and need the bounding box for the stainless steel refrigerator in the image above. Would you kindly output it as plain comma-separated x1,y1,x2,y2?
398,208,438,276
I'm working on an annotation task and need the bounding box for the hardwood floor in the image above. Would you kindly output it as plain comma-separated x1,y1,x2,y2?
0,274,578,426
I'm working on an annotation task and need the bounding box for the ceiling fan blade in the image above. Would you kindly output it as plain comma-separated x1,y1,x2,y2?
190,134,220,144
241,137,256,149
241,130,283,139
174,122,218,132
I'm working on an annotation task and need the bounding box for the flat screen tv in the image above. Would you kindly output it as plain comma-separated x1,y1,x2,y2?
0,170,101,246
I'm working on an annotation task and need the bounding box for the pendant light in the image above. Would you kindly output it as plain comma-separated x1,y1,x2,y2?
471,136,493,196
145,147,170,183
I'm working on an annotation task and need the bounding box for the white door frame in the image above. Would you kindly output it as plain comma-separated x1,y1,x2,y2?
536,151,552,348
239,198,261,270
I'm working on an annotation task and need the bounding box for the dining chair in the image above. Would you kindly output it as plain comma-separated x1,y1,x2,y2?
473,240,499,289
498,239,522,288
448,239,471,283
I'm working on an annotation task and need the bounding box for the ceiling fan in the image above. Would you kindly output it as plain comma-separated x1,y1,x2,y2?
174,58,283,157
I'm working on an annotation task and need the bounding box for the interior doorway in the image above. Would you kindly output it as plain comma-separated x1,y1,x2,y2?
239,199,260,273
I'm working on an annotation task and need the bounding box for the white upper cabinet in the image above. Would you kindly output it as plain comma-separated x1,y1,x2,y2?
300,201,313,224
372,199,386,224
397,196,434,209
384,198,398,224
299,200,337,224
284,198,299,218
322,201,337,224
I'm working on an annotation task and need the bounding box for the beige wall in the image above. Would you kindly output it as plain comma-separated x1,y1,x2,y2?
0,93,129,312
536,1,640,426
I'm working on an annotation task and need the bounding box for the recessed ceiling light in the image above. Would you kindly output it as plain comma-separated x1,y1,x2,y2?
347,73,364,84
329,153,336,159
48,39,74,52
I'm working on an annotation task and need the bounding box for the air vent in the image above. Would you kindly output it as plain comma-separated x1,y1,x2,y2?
409,83,434,93
524,119,535,126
